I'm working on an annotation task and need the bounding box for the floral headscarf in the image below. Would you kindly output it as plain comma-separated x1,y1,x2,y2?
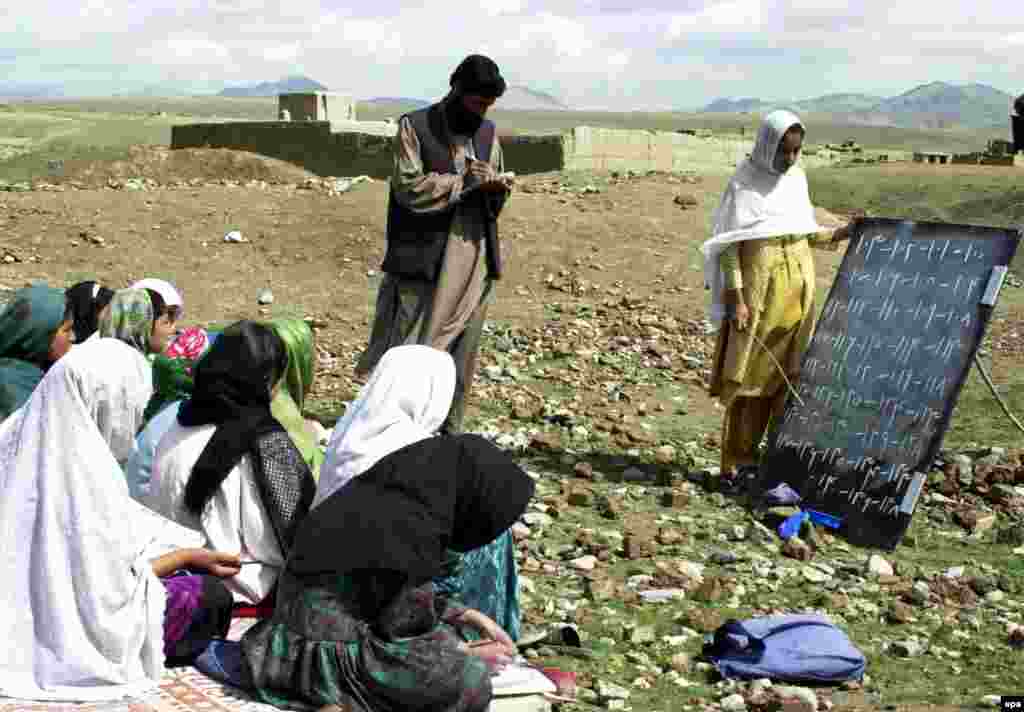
99,289,154,354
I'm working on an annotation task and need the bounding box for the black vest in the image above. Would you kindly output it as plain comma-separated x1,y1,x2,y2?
381,104,504,282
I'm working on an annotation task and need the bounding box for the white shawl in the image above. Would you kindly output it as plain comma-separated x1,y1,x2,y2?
0,338,200,702
312,345,456,509
701,109,830,326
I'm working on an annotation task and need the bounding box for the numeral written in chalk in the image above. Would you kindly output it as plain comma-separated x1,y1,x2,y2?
854,235,988,265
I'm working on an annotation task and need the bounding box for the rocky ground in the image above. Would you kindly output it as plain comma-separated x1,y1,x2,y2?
2,149,1024,709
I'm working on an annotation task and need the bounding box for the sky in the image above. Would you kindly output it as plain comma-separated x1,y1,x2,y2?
3,0,1023,110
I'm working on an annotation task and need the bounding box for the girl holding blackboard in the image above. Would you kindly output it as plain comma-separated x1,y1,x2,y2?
702,110,860,480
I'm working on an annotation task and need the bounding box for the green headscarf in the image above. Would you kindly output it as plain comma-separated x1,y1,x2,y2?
265,318,323,481
0,284,67,420
99,288,154,354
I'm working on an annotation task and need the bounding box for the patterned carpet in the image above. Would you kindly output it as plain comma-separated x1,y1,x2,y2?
0,621,276,712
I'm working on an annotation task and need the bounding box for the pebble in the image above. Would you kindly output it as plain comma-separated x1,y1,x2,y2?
256,288,274,305
523,512,553,528
866,554,894,577
595,680,630,701
774,685,819,709
670,652,692,673
571,555,598,572
719,693,747,712
889,638,926,657
801,566,831,584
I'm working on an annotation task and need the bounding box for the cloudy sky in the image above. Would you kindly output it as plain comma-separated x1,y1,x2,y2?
3,0,1022,109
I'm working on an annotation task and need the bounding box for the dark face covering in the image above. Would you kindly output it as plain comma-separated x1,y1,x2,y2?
444,97,485,137
444,54,505,137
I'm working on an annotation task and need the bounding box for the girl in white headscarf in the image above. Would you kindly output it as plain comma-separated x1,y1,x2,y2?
314,344,456,507
0,337,239,702
702,110,861,478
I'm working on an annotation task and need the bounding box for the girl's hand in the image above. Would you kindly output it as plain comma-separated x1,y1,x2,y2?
733,302,751,331
189,549,242,578
457,609,516,655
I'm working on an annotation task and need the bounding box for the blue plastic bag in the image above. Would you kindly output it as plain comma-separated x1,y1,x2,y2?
703,614,866,683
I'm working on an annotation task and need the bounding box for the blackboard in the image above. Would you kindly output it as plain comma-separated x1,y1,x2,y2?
755,218,1021,550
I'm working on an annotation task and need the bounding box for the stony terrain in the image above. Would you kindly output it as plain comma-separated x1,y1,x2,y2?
2,148,1024,710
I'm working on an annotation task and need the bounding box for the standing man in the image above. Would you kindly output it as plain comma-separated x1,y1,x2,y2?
357,54,513,432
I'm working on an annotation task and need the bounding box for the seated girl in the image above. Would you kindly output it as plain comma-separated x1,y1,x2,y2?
0,337,238,702
265,317,325,481
241,346,536,711
147,321,316,605
0,284,74,421
64,280,115,343
99,287,179,357
315,344,526,640
125,317,323,499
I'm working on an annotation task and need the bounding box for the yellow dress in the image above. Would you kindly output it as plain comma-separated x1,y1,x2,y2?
709,233,840,473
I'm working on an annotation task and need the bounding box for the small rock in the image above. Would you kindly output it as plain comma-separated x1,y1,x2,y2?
801,566,830,584
655,445,677,464
944,566,965,579
720,693,747,712
657,527,685,546
523,512,553,528
567,487,594,507
773,685,819,712
887,601,914,624
571,555,599,572
866,554,894,577
669,652,692,673
730,525,748,541
595,680,630,701
257,288,274,305
574,462,595,479
889,638,926,657
782,537,813,561
627,625,656,644
624,534,657,560
674,193,699,209
909,581,931,605
660,490,690,508
622,466,649,482
980,695,1002,708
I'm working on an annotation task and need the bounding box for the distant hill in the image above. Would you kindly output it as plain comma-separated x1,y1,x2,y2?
219,76,328,98
362,85,570,112
499,85,570,111
364,97,430,108
702,82,1014,129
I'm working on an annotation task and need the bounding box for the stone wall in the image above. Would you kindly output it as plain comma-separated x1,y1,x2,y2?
172,120,843,179
171,121,395,178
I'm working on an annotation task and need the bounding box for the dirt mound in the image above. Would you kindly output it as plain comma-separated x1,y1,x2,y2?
57,145,318,186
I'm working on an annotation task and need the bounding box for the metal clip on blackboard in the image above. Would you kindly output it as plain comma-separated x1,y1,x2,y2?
974,258,1024,436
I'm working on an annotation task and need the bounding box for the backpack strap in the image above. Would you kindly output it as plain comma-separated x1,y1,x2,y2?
473,120,496,164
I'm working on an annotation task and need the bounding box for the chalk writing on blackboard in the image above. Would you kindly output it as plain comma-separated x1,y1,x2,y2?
754,218,1020,550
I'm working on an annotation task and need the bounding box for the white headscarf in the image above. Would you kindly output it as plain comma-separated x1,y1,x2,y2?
701,109,829,326
313,345,456,509
130,279,184,312
0,338,201,702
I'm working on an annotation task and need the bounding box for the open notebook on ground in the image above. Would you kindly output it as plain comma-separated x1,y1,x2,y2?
491,660,556,697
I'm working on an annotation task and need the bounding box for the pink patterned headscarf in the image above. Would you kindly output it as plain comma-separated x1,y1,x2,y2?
165,327,209,362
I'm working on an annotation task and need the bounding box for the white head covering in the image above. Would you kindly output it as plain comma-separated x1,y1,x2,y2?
700,109,830,327
129,279,183,311
313,345,456,509
0,338,201,702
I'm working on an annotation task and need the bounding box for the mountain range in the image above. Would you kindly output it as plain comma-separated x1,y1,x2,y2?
218,75,328,97
702,82,1016,129
364,85,570,111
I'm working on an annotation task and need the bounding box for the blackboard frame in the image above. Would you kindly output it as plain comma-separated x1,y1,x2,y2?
753,218,1021,550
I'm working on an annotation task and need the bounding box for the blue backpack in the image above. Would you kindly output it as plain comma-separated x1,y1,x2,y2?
703,614,866,683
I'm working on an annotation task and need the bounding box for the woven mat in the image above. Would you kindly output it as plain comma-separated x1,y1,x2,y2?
0,621,276,712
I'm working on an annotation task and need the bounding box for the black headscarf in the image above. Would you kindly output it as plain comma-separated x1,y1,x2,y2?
178,321,287,515
445,54,506,136
288,433,535,582
65,280,115,343
449,54,506,98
